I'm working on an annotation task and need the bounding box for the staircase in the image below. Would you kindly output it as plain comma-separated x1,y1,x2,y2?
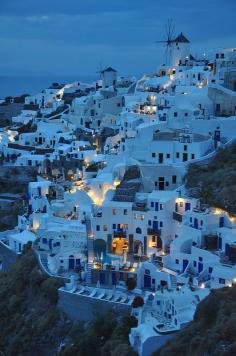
85,216,94,284
169,274,177,290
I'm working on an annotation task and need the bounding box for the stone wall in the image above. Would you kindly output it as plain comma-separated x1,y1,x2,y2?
0,241,18,271
58,289,131,322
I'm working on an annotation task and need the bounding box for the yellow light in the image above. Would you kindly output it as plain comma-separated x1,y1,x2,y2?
200,283,205,289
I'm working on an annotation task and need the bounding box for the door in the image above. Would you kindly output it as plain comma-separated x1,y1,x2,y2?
159,177,165,191
183,153,188,162
225,243,230,256
198,262,203,273
49,239,53,249
158,153,163,164
194,218,198,229
185,203,191,211
99,272,105,285
75,259,80,267
39,137,43,145
69,256,75,269
219,217,224,228
155,202,159,211
153,221,158,231
183,259,188,272
218,237,222,250
144,274,151,288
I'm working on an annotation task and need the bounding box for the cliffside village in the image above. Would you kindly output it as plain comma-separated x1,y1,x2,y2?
1,33,236,355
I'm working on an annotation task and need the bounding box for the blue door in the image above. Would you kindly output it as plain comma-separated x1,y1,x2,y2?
144,274,151,288
112,272,116,286
219,217,224,228
153,221,158,230
99,272,105,285
198,262,203,273
155,202,159,211
49,239,53,249
218,237,222,250
225,243,230,256
69,256,75,269
75,258,80,267
194,218,198,229
185,203,191,211
183,259,188,272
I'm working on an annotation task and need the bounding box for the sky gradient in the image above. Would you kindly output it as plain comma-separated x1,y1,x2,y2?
1,0,236,78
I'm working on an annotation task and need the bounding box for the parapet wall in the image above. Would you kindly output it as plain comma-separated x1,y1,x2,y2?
58,289,132,322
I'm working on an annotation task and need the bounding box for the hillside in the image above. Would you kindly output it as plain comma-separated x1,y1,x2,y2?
155,285,236,356
0,246,137,356
186,143,236,215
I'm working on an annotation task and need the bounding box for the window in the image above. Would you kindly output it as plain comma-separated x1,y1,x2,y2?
134,213,138,219
124,209,128,215
112,224,116,229
176,152,180,158
191,154,195,159
200,220,203,226
145,269,150,275
152,278,155,284
151,202,154,208
141,214,144,220
172,175,177,184
185,113,188,117
124,224,128,230
157,300,161,305
184,145,187,151
174,112,178,117
148,220,151,226
152,153,156,158
165,181,169,187
175,259,179,264
219,278,225,284
117,103,121,107
193,261,197,267
167,153,170,158
112,209,117,215
96,225,100,231
160,204,163,210
152,236,156,242
180,202,183,208
199,256,203,262
209,267,213,273
103,225,108,231
136,227,142,234
160,221,163,228
42,238,47,244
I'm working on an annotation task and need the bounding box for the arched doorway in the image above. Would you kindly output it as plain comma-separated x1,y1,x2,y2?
134,240,143,254
69,255,75,269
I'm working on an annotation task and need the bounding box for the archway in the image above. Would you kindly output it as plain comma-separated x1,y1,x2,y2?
134,240,143,254
69,255,75,269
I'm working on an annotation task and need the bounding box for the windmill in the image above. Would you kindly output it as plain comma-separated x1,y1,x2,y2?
96,61,104,79
156,19,175,66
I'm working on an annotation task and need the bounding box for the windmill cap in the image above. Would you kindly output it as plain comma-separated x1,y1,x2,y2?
101,66,117,73
174,32,190,43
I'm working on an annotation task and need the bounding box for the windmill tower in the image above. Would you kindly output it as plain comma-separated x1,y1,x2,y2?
156,20,190,67
156,19,175,66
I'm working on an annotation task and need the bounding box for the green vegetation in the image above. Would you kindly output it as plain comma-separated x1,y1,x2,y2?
186,143,236,214
0,247,137,356
155,285,236,356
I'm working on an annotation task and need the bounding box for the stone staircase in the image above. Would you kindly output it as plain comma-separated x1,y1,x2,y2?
169,274,177,290
85,217,94,284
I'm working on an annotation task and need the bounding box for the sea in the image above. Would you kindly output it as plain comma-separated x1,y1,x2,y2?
0,75,97,99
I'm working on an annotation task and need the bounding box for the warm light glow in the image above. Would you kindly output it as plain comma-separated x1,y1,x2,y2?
200,283,205,289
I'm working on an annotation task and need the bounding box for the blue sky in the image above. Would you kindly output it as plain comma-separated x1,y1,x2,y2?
1,0,236,77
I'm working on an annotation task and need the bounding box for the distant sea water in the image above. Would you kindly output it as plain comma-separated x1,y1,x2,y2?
0,75,97,99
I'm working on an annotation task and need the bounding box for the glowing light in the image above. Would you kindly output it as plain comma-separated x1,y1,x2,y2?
200,283,205,289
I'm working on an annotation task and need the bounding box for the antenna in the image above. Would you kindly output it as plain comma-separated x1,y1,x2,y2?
156,19,175,66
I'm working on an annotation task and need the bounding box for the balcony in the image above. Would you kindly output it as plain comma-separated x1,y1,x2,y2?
173,211,183,222
113,230,127,239
147,228,161,236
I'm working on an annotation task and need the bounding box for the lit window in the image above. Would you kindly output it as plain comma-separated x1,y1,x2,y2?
124,209,128,215
103,225,108,231
141,214,145,220
134,213,138,219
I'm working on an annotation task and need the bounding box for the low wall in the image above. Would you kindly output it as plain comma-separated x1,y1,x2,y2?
58,289,132,322
0,241,18,271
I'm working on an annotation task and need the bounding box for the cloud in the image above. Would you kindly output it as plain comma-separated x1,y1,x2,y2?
25,15,49,22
